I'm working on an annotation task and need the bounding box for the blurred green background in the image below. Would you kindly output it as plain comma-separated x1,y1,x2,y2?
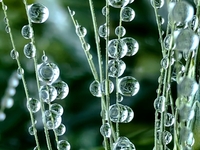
0,0,163,149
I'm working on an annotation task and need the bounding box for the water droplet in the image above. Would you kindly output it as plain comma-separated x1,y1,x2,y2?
109,104,128,123
82,43,90,51
163,34,172,50
38,62,60,85
108,59,126,78
150,0,164,9
53,81,69,99
121,7,135,22
24,42,36,59
28,125,35,135
5,25,10,33
108,0,129,8
21,25,33,39
189,15,198,31
108,39,128,59
28,3,49,23
158,15,165,25
57,140,70,150
89,80,102,97
115,26,126,37
161,56,169,69
179,104,195,121
117,94,124,102
69,9,75,16
76,25,87,37
118,76,139,96
102,6,107,16
2,97,14,109
99,24,109,38
45,110,62,129
175,29,199,52
55,123,66,136
50,103,63,116
10,49,19,59
40,85,57,103
42,54,48,62
3,5,7,10
100,123,111,138
122,37,139,56
178,77,198,97
123,105,134,123
17,67,24,76
180,127,194,146
0,111,6,121
165,113,175,127
163,131,172,145
169,1,194,26
101,80,114,95
154,96,166,113
113,137,135,150
27,98,41,113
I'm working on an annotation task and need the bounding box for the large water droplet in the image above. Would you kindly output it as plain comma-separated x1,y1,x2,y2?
99,24,109,38
38,62,60,85
115,26,126,37
27,98,41,113
57,140,70,150
108,39,128,59
10,49,19,60
24,42,36,59
50,103,64,116
89,80,102,97
76,25,87,37
109,104,128,123
108,59,126,78
121,7,135,22
108,0,129,8
101,80,114,95
150,0,164,9
154,96,166,113
45,110,62,129
28,3,49,23
55,123,66,136
178,77,198,97
118,76,139,96
122,37,139,56
40,85,57,103
169,1,194,26
53,81,69,99
100,123,111,138
21,25,33,39
179,104,195,121
175,29,199,52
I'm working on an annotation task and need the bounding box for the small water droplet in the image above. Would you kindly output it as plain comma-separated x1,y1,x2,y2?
109,104,128,123
99,24,109,38
76,25,87,37
163,131,172,145
179,104,195,121
100,123,111,138
161,56,169,69
57,140,70,150
163,34,172,50
122,37,139,56
101,80,114,95
40,85,57,103
0,111,6,121
154,96,166,113
108,0,129,8
69,9,75,16
115,26,126,37
10,49,19,59
17,67,24,76
28,125,35,135
53,81,69,99
45,110,62,129
28,3,49,23
27,98,41,113
165,113,175,127
5,25,10,33
38,62,60,85
108,59,126,77
24,42,36,59
82,43,90,51
102,6,107,16
150,0,164,9
113,137,134,150
89,80,102,97
50,103,63,116
158,15,165,24
3,5,7,10
121,7,135,22
118,76,140,96
21,25,33,39
55,123,66,136
123,105,134,123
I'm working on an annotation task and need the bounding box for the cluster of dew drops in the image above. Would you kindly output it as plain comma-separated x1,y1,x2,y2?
151,0,200,149
8,2,71,150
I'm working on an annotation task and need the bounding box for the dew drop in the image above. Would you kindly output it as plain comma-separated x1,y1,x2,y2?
102,6,107,16
108,59,126,78
180,127,194,146
69,9,75,16
113,137,134,150
57,140,70,150
38,62,60,85
189,15,199,31
27,98,41,113
55,123,66,136
82,43,90,51
150,0,164,9
100,123,111,138
0,111,6,121
178,77,198,97
115,26,126,37
118,76,139,96
40,85,57,103
109,104,128,123
28,125,35,135
108,0,129,8
17,67,24,77
165,113,175,127
2,97,14,109
108,39,128,59
3,5,7,11
101,80,114,95
158,15,165,25
5,25,10,33
179,104,195,121
99,24,109,38
24,42,36,59
28,3,49,23
121,7,135,22
89,80,102,97
161,56,169,69
123,105,134,123
163,131,172,145
154,96,166,113
45,110,62,129
76,25,87,37
117,94,123,102
163,34,172,50
10,49,19,59
21,25,33,39
53,81,69,99
50,103,64,116
122,37,139,56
